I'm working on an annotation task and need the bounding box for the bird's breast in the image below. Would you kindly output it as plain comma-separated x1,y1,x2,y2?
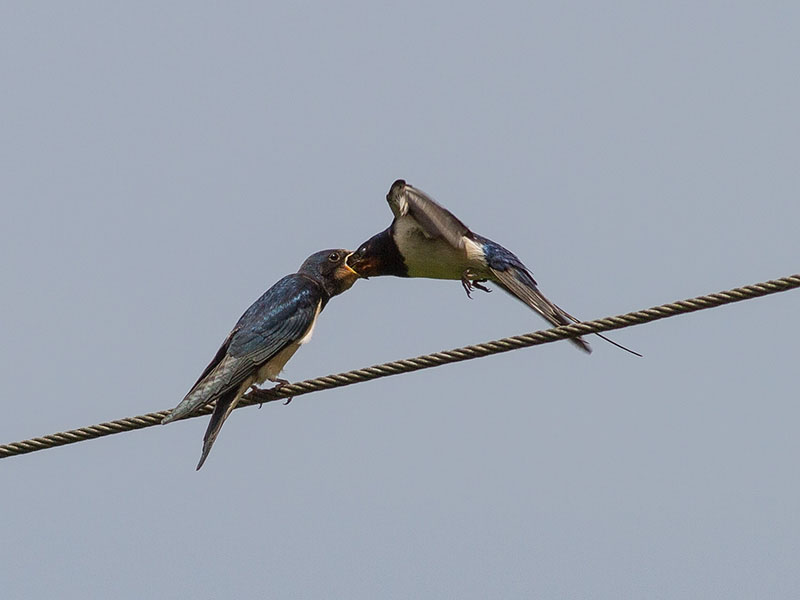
395,218,486,280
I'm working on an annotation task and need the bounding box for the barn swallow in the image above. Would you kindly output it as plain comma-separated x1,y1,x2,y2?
162,249,359,469
348,180,637,355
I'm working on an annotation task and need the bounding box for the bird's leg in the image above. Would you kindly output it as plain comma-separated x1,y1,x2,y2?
461,269,491,298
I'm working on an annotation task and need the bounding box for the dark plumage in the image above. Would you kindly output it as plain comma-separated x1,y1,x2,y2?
162,249,359,469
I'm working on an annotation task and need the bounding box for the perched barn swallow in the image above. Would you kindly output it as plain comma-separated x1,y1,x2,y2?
162,249,359,469
348,180,636,355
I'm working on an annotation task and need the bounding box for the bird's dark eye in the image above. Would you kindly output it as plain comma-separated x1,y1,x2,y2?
358,245,367,255
328,252,340,262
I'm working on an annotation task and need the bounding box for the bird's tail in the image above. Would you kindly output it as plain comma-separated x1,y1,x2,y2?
490,266,592,353
196,387,241,470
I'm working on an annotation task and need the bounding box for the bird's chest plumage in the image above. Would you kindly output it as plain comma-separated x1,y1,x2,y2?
393,217,486,280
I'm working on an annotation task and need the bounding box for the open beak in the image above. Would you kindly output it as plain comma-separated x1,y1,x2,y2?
342,252,362,278
345,251,379,279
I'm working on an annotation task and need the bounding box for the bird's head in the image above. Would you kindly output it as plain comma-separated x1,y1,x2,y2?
345,227,406,279
299,249,360,297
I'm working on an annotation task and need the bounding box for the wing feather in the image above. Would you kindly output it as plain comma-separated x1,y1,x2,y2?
162,275,323,423
386,179,470,248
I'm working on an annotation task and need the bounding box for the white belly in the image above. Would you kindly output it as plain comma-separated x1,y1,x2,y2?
396,218,486,280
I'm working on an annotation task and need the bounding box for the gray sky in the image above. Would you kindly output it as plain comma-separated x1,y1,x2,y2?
2,3,799,598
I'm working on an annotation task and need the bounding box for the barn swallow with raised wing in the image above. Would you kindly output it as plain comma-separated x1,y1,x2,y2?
348,180,638,355
162,249,360,469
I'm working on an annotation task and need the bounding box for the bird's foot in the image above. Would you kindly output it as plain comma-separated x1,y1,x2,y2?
271,378,294,405
461,270,491,298
248,380,292,407
472,280,491,293
247,383,267,408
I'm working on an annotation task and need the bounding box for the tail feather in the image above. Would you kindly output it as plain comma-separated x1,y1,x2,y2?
196,386,242,470
490,267,592,353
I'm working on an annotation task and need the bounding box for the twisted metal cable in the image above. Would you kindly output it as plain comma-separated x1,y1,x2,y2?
2,273,798,460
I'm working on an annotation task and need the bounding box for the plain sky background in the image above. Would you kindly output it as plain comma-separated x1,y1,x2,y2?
2,3,798,598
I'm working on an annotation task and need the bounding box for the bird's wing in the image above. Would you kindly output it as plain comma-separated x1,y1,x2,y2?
162,275,323,423
226,275,322,364
386,179,470,248
189,328,239,388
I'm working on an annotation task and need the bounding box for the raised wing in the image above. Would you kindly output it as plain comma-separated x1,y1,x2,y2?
386,179,470,248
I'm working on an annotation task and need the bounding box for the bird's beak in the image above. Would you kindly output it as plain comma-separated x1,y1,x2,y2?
342,252,361,278
345,251,378,279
